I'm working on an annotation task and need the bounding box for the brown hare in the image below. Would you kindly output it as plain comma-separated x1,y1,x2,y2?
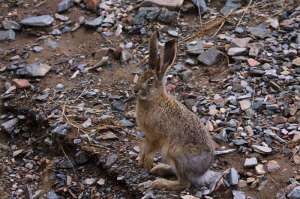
135,31,222,191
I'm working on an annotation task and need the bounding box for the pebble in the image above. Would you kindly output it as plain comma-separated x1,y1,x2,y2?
85,16,104,27
197,47,222,66
239,99,251,110
83,178,96,185
97,178,105,186
32,46,44,52
227,168,239,186
20,15,54,27
0,30,16,41
97,132,118,140
288,186,300,199
292,57,300,67
57,0,74,13
252,144,272,154
232,190,246,199
221,0,241,16
16,63,51,77
228,47,247,56
248,24,270,39
244,157,258,168
1,118,18,133
2,20,21,30
12,79,30,89
255,164,266,175
187,40,204,55
231,37,252,48
266,160,280,173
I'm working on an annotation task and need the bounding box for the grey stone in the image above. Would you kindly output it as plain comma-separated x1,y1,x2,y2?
231,37,252,48
51,123,69,136
244,157,258,168
120,118,134,127
187,40,204,55
16,63,51,77
21,15,54,27
2,20,21,30
252,144,272,154
227,168,239,186
221,0,241,16
47,190,60,199
85,16,104,27
57,0,73,13
0,30,15,41
179,69,193,81
32,46,44,52
232,190,246,199
1,118,18,133
75,151,89,165
228,47,247,56
197,47,222,66
191,0,208,15
158,8,177,24
134,7,160,25
288,186,300,199
105,154,118,168
248,24,270,39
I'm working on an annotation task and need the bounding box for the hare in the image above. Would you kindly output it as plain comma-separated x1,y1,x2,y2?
135,31,222,191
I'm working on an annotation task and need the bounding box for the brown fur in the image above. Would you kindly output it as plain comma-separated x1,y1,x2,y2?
135,32,215,190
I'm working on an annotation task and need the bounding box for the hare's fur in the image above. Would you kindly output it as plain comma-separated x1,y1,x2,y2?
135,32,215,190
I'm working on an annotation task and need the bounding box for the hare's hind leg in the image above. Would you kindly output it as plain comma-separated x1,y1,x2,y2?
151,178,190,191
150,163,175,177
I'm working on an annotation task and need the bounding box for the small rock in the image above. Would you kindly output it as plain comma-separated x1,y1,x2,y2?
57,0,73,13
158,8,177,24
21,15,54,27
293,155,300,165
179,69,192,81
197,47,222,66
266,17,279,29
181,195,199,199
292,57,300,67
12,79,30,89
82,118,92,128
228,47,247,56
255,164,266,175
266,160,280,173
97,178,105,186
16,63,51,77
187,40,204,55
244,157,258,168
221,0,241,16
167,28,178,37
119,118,134,127
227,168,239,186
0,30,16,41
47,190,60,199
231,37,252,48
1,118,18,133
248,24,270,39
32,46,44,52
247,58,260,67
97,132,118,140
105,154,118,168
75,151,89,165
51,123,69,136
84,178,96,185
288,186,300,199
2,20,21,30
85,16,104,27
239,100,251,110
232,190,246,199
252,144,272,154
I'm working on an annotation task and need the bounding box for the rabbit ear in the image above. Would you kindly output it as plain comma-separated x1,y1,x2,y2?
158,39,177,79
149,31,159,70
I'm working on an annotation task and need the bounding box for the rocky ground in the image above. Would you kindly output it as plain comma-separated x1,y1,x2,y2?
0,0,300,198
